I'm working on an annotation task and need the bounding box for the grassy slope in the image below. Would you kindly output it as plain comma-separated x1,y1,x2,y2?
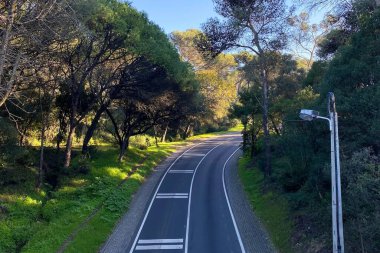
0,126,243,253
238,155,294,253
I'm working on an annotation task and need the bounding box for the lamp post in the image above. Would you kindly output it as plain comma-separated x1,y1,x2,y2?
299,92,344,253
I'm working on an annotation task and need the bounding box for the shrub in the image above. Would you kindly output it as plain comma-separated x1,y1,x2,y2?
130,135,155,150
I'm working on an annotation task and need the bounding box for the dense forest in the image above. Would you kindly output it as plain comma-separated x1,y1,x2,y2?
205,0,379,252
0,0,379,252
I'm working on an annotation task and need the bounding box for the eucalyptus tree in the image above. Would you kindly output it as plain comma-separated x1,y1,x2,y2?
198,0,290,175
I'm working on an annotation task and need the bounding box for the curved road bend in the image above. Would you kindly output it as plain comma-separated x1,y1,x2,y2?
127,134,245,253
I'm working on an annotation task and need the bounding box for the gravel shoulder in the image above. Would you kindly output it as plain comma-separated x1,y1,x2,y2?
225,149,277,253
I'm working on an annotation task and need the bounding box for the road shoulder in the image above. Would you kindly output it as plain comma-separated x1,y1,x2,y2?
225,150,277,253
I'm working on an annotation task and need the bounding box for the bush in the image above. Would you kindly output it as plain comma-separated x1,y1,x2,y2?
130,135,155,150
342,148,380,253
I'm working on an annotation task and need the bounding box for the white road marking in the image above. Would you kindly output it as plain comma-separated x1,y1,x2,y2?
156,196,188,199
135,245,183,250
128,142,205,253
156,193,188,199
138,238,184,244
183,153,205,156
222,147,246,253
184,143,223,253
156,193,188,196
168,170,194,173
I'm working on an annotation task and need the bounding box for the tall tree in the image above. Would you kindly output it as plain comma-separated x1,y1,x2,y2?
198,0,290,176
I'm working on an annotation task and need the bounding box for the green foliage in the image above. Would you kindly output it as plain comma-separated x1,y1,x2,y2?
342,148,380,253
259,6,380,252
238,155,293,253
0,118,18,146
130,135,156,150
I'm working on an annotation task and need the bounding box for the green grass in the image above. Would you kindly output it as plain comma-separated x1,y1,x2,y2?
238,155,294,253
0,128,240,253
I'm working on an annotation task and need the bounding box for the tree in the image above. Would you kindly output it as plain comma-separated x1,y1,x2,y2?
171,29,239,129
288,12,334,68
171,29,208,70
198,0,290,176
0,0,81,107
105,73,182,161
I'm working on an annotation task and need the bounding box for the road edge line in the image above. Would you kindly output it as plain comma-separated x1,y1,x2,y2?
222,146,246,253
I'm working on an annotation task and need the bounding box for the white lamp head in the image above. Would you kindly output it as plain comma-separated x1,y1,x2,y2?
299,109,320,121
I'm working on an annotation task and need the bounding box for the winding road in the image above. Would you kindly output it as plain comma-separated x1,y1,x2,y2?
102,133,275,253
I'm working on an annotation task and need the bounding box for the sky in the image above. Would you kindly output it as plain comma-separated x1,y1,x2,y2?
130,0,325,35
130,0,218,34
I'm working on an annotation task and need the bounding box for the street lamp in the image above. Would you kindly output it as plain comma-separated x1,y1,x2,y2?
299,92,344,253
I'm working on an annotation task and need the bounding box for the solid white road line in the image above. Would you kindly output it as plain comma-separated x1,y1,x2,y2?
128,142,210,253
168,170,194,173
184,143,223,253
138,238,184,244
135,245,183,250
222,147,246,253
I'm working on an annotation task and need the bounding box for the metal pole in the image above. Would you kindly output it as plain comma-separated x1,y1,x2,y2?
328,92,344,253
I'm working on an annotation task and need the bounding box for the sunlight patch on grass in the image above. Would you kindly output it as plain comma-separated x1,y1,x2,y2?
105,167,127,180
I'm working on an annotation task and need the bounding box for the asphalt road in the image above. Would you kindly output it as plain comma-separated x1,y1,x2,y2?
127,134,245,253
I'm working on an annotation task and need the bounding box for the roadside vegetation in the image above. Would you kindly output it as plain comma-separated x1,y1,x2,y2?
1,0,379,252
0,128,241,253
238,155,293,253
212,1,379,252
0,0,240,252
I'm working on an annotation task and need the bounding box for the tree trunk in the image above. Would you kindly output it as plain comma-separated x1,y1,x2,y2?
261,68,271,177
37,88,45,188
269,115,281,136
153,125,159,147
184,123,191,139
0,1,15,107
19,128,27,146
118,136,130,162
242,120,248,151
56,135,61,152
250,114,256,158
161,124,168,142
82,104,107,154
64,124,75,168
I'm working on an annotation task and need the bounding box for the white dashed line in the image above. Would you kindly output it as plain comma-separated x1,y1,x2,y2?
128,142,204,253
156,193,189,199
135,245,183,250
136,238,184,250
138,238,184,244
168,170,194,173
184,143,223,253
